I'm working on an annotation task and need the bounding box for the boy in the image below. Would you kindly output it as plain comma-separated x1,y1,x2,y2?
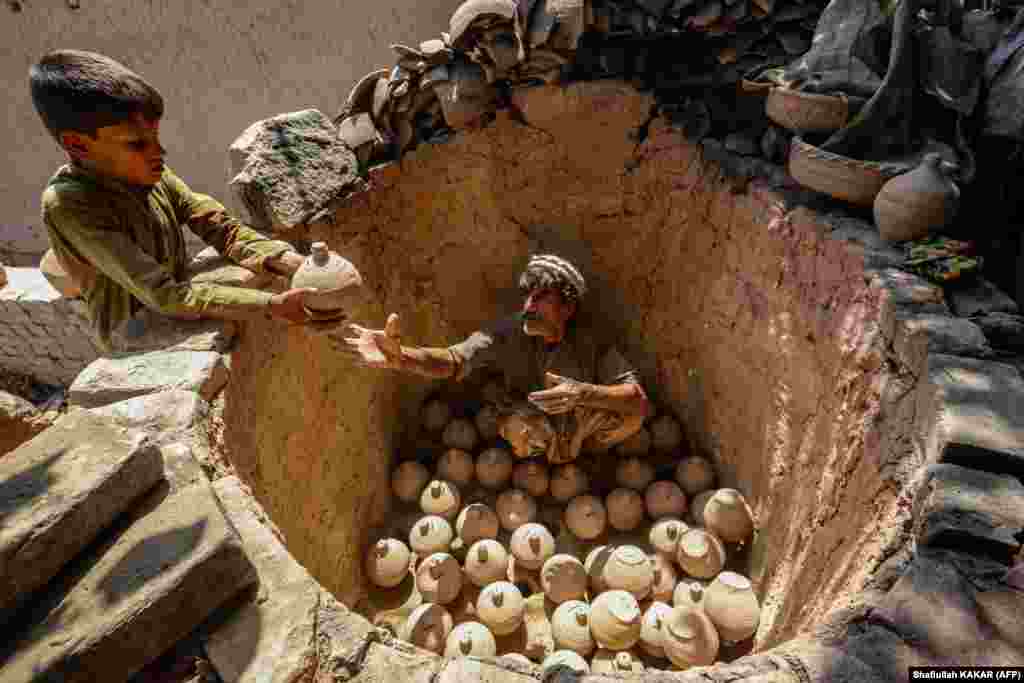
30,49,317,355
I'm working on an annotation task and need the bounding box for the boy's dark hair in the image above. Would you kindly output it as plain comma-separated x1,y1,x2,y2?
29,49,164,145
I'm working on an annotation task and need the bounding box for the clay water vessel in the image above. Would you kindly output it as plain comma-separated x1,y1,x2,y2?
703,571,761,642
649,518,688,556
445,621,497,657
497,488,538,531
639,601,674,659
676,528,726,579
602,546,655,601
663,606,719,668
874,153,960,244
420,480,461,520
541,650,590,675
585,545,614,594
704,488,755,543
475,403,501,441
365,538,411,588
510,522,555,570
590,590,643,650
565,495,607,540
551,600,595,655
674,579,709,610
290,242,364,316
550,463,590,502
590,650,645,674
650,552,679,603
401,603,454,654
675,455,716,496
420,398,451,433
616,457,655,491
437,449,475,487
541,554,587,604
464,539,509,587
645,481,688,520
409,515,454,555
606,488,645,532
393,461,430,504
416,552,464,604
513,461,550,497
650,414,683,453
477,447,514,489
689,489,715,527
443,418,479,452
456,503,499,544
477,581,526,635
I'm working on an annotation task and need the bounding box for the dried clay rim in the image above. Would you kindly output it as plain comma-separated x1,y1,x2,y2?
704,488,755,544
541,553,588,604
703,571,761,642
401,603,454,655
606,488,646,532
420,480,462,519
365,538,411,588
590,589,643,651
437,448,475,487
456,502,499,544
664,605,720,668
445,621,497,658
464,539,509,587
676,528,726,579
551,599,595,656
392,461,430,503
639,601,674,658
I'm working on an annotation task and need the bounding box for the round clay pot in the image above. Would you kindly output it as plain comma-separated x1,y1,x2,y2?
703,571,760,642
565,495,607,540
421,398,452,433
639,601,674,659
550,464,590,502
590,590,643,651
704,489,755,544
673,579,709,610
510,522,555,570
456,503,499,544
675,528,726,580
477,581,525,636
606,488,646,532
616,426,651,457
644,481,688,520
551,600,595,656
393,461,430,504
475,403,501,441
290,242,364,314
464,539,509,587
541,650,590,675
650,552,679,603
765,87,851,133
541,554,588,604
789,136,904,207
443,418,479,452
437,449,475,487
616,457,655,491
690,490,715,527
513,461,550,498
649,518,689,556
584,545,614,594
445,621,497,658
476,447,514,489
365,538,411,588
663,606,719,669
416,552,464,604
420,480,462,520
401,603,454,655
674,456,716,496
874,153,960,244
591,649,645,674
409,515,454,555
496,489,538,531
602,546,655,601
649,415,683,453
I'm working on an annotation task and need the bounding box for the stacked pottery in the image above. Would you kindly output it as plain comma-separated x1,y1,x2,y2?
497,489,538,531
365,538,411,588
565,495,607,540
445,622,497,657
650,518,688,556
475,403,501,441
663,606,719,668
420,480,461,519
409,515,454,555
401,604,454,655
455,503,499,544
437,449,475,487
477,581,526,635
465,539,509,587
541,554,588,604
510,522,555,570
477,447,514,489
616,457,656,491
639,601,674,659
676,528,726,579
690,490,716,527
645,480,688,519
393,461,430,503
585,545,614,594
590,590,643,650
674,579,710,610
550,463,590,501
513,461,550,497
650,552,679,603
421,399,452,433
704,489,755,544
703,572,761,642
551,600,596,656
874,153,960,243
443,418,479,452
601,546,655,601
649,414,683,453
675,455,716,496
606,488,646,531
416,552,463,604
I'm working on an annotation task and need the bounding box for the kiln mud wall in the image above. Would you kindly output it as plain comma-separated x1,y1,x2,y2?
219,82,908,649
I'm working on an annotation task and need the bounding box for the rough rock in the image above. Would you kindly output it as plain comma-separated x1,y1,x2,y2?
438,657,538,683
205,476,374,683
85,389,210,440
890,312,991,372
68,350,229,409
0,410,162,624
347,640,442,683
947,278,1019,318
0,389,47,455
870,268,947,311
2,481,257,683
914,463,1024,563
973,312,1024,352
227,109,362,234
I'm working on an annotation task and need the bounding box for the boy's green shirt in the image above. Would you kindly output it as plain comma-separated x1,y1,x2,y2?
41,161,293,352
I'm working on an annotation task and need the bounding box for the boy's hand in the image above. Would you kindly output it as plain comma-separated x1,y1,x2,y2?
268,288,315,324
265,250,306,277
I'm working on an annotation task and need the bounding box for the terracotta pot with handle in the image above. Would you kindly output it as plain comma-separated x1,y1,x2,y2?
874,153,960,243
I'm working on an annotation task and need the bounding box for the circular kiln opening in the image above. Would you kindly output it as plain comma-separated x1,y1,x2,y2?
354,379,764,673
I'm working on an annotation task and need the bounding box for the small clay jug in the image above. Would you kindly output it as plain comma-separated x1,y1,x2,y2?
420,480,461,520
616,457,655,491
496,488,538,531
513,461,550,498
704,489,755,544
365,538,411,588
443,418,479,452
674,455,717,496
415,552,464,604
649,518,688,556
464,539,509,587
455,503,499,544
477,581,525,636
510,522,555,570
650,414,683,453
402,603,454,654
290,242,364,315
644,481,688,520
437,449,475,487
874,153,960,244
445,621,497,658
663,606,719,668
550,463,590,502
420,398,451,433
565,494,607,540
541,554,588,604
476,447,514,489
409,515,454,555
606,488,646,532
551,600,596,655
639,601,674,659
703,571,761,642
590,590,643,651
601,546,655,601
650,552,679,603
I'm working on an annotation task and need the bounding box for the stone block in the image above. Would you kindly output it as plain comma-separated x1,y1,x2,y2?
68,350,229,409
890,312,991,374
0,390,45,455
438,657,538,683
1,482,257,683
348,641,441,683
84,390,211,443
948,278,1019,318
914,463,1024,563
0,411,163,623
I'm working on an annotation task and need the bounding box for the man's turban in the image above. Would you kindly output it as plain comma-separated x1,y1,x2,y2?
519,254,587,303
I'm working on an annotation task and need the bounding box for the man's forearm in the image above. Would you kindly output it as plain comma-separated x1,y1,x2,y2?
579,382,652,417
398,346,460,380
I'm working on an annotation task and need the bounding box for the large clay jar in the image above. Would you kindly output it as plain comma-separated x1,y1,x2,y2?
704,489,755,544
550,463,590,502
675,455,716,496
650,552,679,603
673,579,709,610
689,490,715,527
602,546,655,601
639,601,674,659
421,398,452,433
703,571,761,642
437,449,475,487
616,426,651,457
585,545,614,594
475,403,501,441
645,481,688,520
456,503,499,544
445,621,497,658
477,581,525,636
465,539,509,587
649,518,688,556
606,488,646,532
365,538,411,588
591,650,645,674
401,603,454,655
616,457,655,491
541,650,590,675
551,600,596,656
477,447,514,489
443,418,479,452
565,495,607,540
290,242,364,314
676,528,726,580
416,552,464,604
590,590,643,651
393,461,430,504
541,554,588,604
409,515,454,555
421,480,462,520
510,522,555,570
497,489,538,531
874,153,960,244
513,461,550,498
650,414,683,453
663,606,719,669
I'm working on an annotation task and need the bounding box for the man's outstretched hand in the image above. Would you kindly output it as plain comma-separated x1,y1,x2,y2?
332,313,404,370
268,288,317,324
528,372,594,415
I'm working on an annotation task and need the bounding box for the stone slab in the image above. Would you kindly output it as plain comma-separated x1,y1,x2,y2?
1,481,257,683
0,410,162,624
947,278,1019,318
0,389,45,455
914,463,1024,563
68,350,229,409
891,313,991,373
347,641,441,683
438,657,538,683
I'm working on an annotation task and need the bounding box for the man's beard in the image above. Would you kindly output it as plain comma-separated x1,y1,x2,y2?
522,315,558,338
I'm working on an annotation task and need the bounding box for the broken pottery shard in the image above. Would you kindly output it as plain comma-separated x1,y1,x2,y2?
0,411,163,625
450,0,517,47
228,110,360,233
